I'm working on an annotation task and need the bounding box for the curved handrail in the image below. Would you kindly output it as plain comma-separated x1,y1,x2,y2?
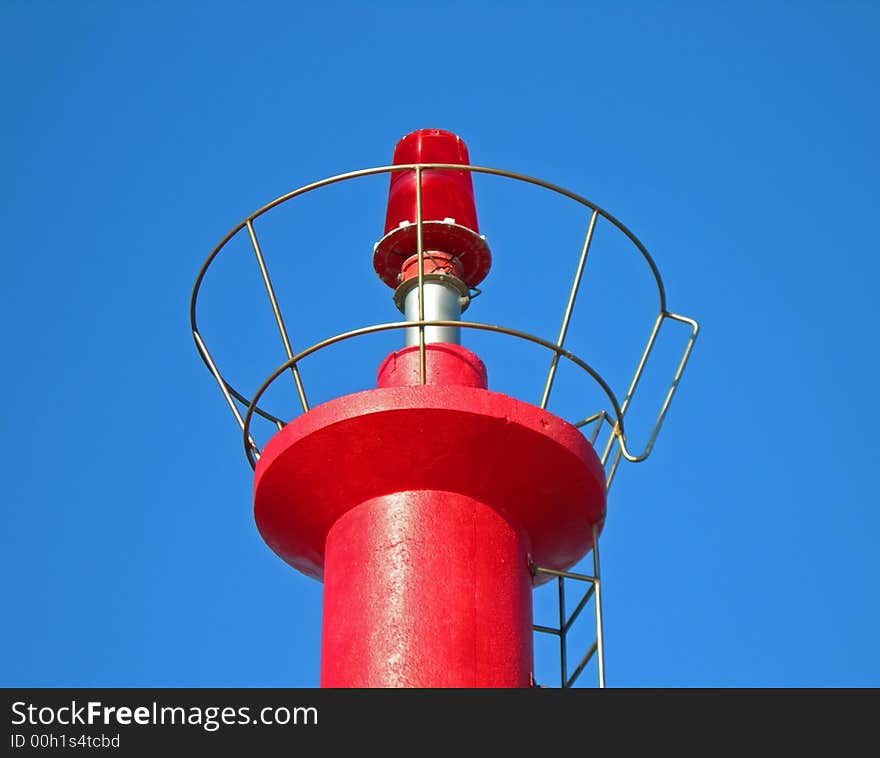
190,162,698,474
241,319,627,469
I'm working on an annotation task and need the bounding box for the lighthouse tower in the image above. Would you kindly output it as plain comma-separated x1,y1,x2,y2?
191,129,698,688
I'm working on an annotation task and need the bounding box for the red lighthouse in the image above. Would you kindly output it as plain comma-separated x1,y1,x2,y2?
253,130,605,687
191,129,698,688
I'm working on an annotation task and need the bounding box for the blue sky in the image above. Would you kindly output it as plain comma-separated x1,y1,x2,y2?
2,1,878,687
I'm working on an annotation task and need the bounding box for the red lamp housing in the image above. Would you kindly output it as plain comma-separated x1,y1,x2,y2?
373,128,492,289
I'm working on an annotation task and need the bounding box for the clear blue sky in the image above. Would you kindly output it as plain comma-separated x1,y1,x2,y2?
2,1,877,687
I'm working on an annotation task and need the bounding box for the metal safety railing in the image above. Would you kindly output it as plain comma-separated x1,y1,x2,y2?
191,162,700,688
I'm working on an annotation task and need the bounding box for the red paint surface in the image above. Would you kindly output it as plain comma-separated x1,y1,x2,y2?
254,385,605,582
321,346,533,685
399,251,464,282
376,343,487,389
254,349,606,686
321,490,533,687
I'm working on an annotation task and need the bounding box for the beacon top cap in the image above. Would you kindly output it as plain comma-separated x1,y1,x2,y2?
391,128,471,169
373,129,491,290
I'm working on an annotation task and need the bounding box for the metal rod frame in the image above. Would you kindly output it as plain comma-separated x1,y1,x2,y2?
541,209,598,410
190,162,700,689
246,220,309,417
533,556,604,689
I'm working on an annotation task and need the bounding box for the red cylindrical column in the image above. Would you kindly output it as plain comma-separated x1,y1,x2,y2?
321,490,533,687
321,345,531,687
